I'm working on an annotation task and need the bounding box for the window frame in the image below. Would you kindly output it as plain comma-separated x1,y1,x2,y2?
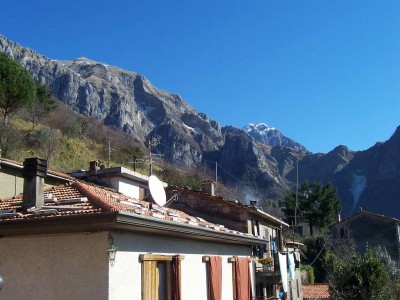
140,254,185,300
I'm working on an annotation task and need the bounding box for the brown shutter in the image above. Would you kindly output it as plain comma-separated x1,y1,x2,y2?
235,257,251,300
171,255,181,300
142,260,158,300
209,256,222,300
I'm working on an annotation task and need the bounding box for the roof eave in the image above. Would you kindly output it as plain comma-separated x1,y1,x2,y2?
251,208,290,227
116,211,261,245
0,159,73,182
0,211,262,245
0,212,118,237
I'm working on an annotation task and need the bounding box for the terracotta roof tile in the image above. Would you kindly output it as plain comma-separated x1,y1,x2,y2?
303,284,331,299
0,181,252,236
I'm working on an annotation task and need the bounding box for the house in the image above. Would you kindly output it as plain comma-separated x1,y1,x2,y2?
0,157,73,198
68,162,304,299
302,284,331,300
0,158,261,300
166,181,303,300
332,208,400,266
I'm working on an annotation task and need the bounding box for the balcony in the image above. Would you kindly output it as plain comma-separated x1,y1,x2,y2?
254,253,281,279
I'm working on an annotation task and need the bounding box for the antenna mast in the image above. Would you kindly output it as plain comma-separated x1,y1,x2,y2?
147,136,161,176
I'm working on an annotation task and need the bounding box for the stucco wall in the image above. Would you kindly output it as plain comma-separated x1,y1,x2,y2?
337,214,400,263
0,170,23,198
0,166,68,198
0,232,109,300
108,231,252,300
112,177,141,199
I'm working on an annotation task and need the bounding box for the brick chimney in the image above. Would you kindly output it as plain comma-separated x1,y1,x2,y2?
22,157,47,210
201,180,215,196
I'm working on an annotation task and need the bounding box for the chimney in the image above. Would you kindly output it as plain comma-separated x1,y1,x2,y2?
89,160,102,171
201,180,215,196
22,157,47,210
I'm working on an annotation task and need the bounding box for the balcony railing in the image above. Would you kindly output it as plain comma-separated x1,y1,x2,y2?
254,252,280,273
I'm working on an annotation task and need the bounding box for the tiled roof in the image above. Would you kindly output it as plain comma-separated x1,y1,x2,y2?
0,181,252,236
303,284,331,299
334,209,400,226
167,185,288,226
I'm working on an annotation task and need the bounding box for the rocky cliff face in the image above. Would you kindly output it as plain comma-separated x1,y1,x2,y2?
0,35,224,165
1,34,400,219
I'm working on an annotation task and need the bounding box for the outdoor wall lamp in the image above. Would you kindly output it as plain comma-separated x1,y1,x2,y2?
0,274,4,291
107,234,118,264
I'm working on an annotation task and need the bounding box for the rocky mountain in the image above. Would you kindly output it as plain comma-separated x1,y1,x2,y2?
0,35,224,166
244,123,308,152
1,34,400,219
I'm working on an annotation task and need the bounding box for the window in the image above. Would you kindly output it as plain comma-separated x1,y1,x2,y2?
140,254,184,300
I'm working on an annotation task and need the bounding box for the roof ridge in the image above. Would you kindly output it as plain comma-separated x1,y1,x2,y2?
336,209,400,225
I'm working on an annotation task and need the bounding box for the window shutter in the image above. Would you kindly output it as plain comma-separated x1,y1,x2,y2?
142,260,158,300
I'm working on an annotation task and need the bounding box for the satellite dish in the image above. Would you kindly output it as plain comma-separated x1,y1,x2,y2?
149,175,166,207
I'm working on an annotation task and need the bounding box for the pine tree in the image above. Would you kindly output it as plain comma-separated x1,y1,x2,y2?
284,182,341,236
0,53,35,125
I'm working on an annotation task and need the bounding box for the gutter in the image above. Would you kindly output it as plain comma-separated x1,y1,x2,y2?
0,211,262,245
116,211,262,245
0,212,118,237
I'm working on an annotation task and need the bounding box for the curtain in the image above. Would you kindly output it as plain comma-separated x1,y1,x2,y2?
235,257,251,300
171,255,181,300
209,256,222,300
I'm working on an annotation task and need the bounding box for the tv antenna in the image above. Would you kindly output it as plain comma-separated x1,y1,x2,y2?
143,136,163,176
103,138,117,168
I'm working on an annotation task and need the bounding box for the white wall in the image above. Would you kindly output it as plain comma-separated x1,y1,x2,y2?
108,231,252,300
0,232,109,300
107,177,141,199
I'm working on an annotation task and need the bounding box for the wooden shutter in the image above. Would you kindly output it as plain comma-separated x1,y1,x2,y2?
142,260,158,300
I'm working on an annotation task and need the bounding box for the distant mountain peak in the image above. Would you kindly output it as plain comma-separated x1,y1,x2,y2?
244,122,308,152
246,123,277,132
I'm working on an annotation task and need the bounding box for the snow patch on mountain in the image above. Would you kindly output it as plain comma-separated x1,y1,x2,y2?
350,171,367,211
243,123,308,152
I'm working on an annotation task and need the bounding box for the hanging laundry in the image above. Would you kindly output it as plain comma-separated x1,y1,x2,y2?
278,253,288,292
288,253,295,280
294,251,301,262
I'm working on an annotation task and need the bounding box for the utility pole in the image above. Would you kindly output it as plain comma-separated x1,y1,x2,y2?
215,161,218,186
108,139,112,168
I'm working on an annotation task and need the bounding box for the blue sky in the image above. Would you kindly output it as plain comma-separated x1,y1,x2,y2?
1,1,400,153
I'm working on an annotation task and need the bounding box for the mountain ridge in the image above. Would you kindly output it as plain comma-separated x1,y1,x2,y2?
1,34,400,219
